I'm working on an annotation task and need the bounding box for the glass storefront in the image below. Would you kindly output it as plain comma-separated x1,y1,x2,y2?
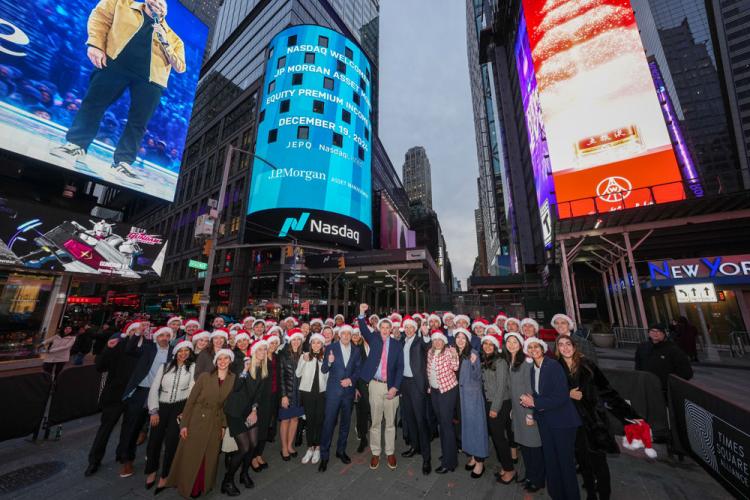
0,272,55,361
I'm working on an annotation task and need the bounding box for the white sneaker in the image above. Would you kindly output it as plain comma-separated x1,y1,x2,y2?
312,448,320,464
50,142,86,167
302,447,314,464
110,161,145,186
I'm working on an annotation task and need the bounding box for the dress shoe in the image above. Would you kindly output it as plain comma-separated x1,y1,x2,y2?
386,454,397,470
240,471,254,489
422,462,431,475
370,455,380,469
154,486,166,496
220,473,240,496
84,463,99,477
260,462,269,470
336,452,351,464
471,466,485,479
119,462,134,478
401,448,417,458
146,479,156,490
434,466,453,474
280,451,291,462
357,440,368,453
250,462,262,473
289,450,298,458
497,471,517,484
525,483,542,493
318,459,328,472
464,463,475,471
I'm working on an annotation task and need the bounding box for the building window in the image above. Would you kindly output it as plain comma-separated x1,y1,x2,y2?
304,52,315,64
359,77,366,91
268,129,278,143
364,127,369,140
312,100,324,114
268,80,275,93
337,60,346,73
287,35,297,46
267,47,274,60
277,56,286,69
353,91,360,105
292,73,303,85
332,132,343,147
318,35,329,48
298,126,309,140
345,47,353,60
323,77,334,90
258,109,265,122
280,99,290,113
366,67,370,80
342,109,351,123
358,146,364,160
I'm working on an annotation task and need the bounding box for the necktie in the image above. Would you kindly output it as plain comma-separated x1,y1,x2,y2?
380,339,388,382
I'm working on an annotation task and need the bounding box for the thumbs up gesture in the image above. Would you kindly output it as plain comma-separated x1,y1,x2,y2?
328,350,335,364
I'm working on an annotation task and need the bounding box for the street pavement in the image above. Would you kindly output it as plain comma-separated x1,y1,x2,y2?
0,410,733,499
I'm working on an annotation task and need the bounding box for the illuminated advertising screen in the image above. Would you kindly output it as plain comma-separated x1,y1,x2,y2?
246,25,373,249
0,193,166,278
515,12,555,247
0,0,209,201
379,194,415,250
519,0,684,218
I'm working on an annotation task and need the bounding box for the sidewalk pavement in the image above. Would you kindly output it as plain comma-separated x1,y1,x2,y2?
0,412,733,499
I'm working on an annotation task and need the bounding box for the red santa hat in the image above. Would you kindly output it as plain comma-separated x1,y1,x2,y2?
213,348,235,364
623,420,657,459
310,318,324,327
242,316,256,325
191,330,209,344
486,324,501,336
249,338,268,356
442,312,455,322
377,317,393,329
167,315,183,326
505,317,521,331
520,318,539,333
427,313,442,326
338,324,353,335
234,331,251,343
252,319,266,329
481,334,501,351
389,312,403,323
494,312,508,324
334,314,345,322
174,340,193,352
454,314,471,327
184,318,201,329
551,313,576,331
504,331,524,348
454,327,472,343
153,326,174,340
402,315,418,329
123,321,142,335
412,313,424,321
264,328,282,343
287,328,305,342
430,329,449,344
324,318,335,326
471,318,489,331
309,332,326,345
523,336,548,355
283,316,298,326
210,328,229,340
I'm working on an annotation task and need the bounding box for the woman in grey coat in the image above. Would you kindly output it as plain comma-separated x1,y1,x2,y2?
504,332,545,493
480,335,515,484
455,329,489,479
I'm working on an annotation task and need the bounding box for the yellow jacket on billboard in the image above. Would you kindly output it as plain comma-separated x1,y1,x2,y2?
86,0,186,87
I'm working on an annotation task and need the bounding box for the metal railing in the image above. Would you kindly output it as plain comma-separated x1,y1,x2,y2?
613,326,648,348
729,331,750,358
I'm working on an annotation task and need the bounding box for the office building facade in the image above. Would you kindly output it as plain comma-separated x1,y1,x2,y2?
402,146,433,212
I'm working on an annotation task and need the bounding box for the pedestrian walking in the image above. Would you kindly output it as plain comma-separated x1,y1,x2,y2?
634,323,693,398
166,349,235,498
40,325,77,378
146,340,195,493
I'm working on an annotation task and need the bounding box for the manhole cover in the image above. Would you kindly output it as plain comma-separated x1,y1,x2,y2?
0,461,65,494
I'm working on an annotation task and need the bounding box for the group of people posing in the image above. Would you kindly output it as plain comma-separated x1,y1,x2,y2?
83,306,658,500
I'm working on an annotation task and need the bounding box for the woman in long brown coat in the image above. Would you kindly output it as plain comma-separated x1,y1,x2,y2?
166,348,236,498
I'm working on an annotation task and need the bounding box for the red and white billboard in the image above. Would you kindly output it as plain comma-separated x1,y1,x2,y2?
520,0,685,218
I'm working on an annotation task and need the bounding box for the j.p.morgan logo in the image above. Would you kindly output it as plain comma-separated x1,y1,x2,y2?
278,213,360,244
596,176,632,203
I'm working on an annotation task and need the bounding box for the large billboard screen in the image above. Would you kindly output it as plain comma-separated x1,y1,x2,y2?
0,193,166,278
519,0,684,218
515,12,554,248
379,193,415,250
246,25,373,249
0,0,208,201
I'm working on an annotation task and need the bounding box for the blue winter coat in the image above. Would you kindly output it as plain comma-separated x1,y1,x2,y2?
459,350,489,459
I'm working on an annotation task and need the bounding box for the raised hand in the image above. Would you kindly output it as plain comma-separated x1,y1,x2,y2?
328,350,335,364
470,352,477,364
359,303,368,315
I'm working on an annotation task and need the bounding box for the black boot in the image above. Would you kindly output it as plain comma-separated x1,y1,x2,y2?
220,473,240,497
240,469,255,489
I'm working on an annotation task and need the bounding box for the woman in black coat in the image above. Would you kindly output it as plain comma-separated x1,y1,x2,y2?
278,330,305,460
556,335,641,500
222,340,270,494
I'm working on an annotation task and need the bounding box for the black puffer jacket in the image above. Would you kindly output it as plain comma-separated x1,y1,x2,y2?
561,357,640,453
279,344,302,398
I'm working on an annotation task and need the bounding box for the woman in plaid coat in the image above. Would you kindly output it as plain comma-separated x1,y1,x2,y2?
426,330,460,474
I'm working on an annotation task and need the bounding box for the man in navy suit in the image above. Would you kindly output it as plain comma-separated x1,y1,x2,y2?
318,324,362,471
357,303,404,470
399,316,432,475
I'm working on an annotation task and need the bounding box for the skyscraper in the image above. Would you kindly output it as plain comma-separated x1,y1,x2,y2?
402,146,433,211
708,0,750,187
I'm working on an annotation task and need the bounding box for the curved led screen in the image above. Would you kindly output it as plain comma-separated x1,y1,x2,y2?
246,25,373,249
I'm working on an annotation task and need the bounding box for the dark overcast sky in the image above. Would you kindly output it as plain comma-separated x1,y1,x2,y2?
379,0,478,285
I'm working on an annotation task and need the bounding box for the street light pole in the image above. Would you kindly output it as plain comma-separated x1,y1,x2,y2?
198,145,277,327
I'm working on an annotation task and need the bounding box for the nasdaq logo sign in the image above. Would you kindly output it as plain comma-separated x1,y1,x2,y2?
278,212,310,237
